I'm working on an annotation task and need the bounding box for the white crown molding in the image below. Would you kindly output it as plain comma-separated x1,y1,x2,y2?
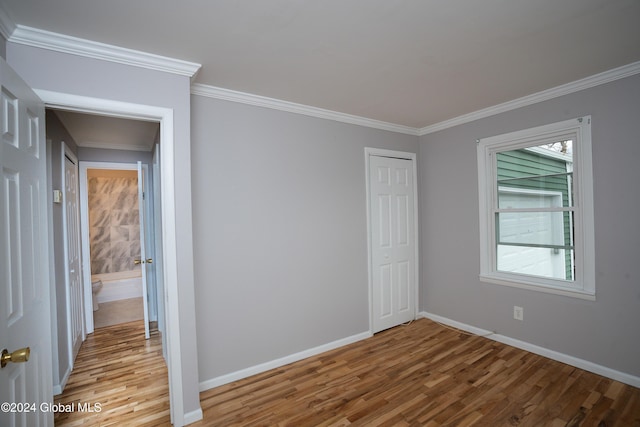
191,83,420,136
8,25,201,77
0,6,15,40
193,60,640,138
419,60,640,136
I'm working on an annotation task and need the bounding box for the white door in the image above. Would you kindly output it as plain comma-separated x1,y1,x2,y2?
64,147,84,363
137,162,151,339
369,154,416,333
0,58,53,426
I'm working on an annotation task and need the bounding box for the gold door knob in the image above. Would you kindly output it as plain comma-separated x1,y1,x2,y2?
146,258,153,264
134,259,142,265
1,347,30,368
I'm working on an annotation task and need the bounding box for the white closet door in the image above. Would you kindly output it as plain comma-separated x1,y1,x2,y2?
370,155,416,333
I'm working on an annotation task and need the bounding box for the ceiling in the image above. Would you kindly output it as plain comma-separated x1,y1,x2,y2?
3,0,640,130
52,109,159,152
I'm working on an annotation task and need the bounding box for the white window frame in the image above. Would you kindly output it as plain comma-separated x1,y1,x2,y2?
477,116,595,300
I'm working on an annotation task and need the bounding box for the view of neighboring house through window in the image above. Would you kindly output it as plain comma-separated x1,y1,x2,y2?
496,143,574,281
477,117,595,298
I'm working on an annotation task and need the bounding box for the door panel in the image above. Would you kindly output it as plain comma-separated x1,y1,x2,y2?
370,155,416,333
379,264,392,317
0,58,53,427
378,193,391,247
396,194,409,245
398,260,410,311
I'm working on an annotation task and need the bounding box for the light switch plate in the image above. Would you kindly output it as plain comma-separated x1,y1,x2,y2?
53,189,63,203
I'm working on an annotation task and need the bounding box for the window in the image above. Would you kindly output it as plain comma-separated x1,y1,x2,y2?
477,117,595,299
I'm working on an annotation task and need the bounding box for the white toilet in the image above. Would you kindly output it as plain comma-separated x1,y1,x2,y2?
91,280,103,311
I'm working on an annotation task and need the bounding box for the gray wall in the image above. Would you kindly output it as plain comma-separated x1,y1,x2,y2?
191,96,419,381
6,43,201,417
418,73,640,377
45,109,78,392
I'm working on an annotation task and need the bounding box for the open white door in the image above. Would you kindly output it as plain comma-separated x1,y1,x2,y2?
0,58,53,426
137,161,151,339
63,146,84,364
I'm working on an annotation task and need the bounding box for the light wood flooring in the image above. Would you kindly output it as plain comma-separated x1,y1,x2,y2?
54,320,171,426
194,318,640,426
57,318,640,426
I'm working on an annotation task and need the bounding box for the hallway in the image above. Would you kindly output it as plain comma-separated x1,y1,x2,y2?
54,321,170,426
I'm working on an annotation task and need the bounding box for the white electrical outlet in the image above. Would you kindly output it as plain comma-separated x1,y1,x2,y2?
513,306,524,321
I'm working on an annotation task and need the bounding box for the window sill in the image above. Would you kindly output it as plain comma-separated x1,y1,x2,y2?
479,274,596,301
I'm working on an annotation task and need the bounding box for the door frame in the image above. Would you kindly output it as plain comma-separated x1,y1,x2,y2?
36,89,185,424
152,143,168,360
364,147,420,334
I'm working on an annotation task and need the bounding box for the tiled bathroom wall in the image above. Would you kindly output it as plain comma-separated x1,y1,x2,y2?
88,170,140,274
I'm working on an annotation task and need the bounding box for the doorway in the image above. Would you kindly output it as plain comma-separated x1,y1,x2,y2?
38,90,184,423
81,166,151,332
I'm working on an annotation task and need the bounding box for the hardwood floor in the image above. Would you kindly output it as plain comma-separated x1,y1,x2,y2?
56,318,640,426
194,318,640,427
54,320,171,426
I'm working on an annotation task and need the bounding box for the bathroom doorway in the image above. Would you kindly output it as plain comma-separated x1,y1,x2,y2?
85,167,145,329
79,161,158,337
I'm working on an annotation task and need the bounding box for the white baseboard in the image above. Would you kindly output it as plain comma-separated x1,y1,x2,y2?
53,364,71,396
52,385,62,396
199,331,372,392
419,311,640,388
183,408,203,425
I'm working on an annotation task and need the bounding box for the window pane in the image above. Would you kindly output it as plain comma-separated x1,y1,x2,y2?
496,209,575,281
496,211,572,247
497,246,574,281
498,175,572,208
497,143,573,208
